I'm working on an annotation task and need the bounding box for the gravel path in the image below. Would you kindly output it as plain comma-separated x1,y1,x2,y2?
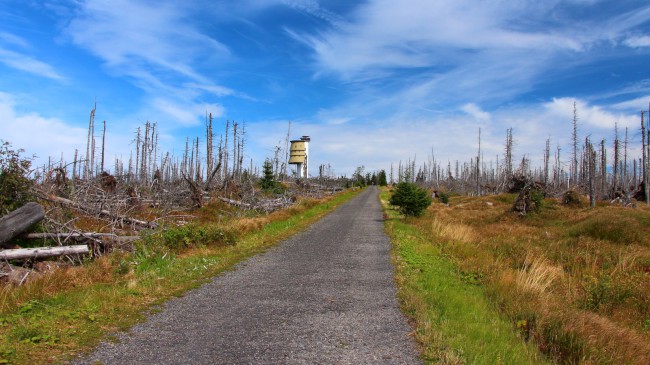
75,186,421,364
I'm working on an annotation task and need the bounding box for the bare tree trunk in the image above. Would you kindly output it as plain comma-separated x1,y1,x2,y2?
101,120,106,173
572,101,579,187
505,128,513,180
613,123,619,195
72,149,78,182
586,137,596,208
224,120,230,181
135,127,141,179
85,102,96,180
284,121,291,180
621,127,630,194
601,139,606,199
543,138,550,186
642,111,648,204
476,128,481,196
195,137,201,182
206,112,213,175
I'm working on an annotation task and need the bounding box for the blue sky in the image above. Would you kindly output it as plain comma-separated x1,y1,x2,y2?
1,0,649,177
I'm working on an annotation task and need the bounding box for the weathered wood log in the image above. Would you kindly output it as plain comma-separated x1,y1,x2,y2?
23,232,118,239
218,197,252,208
40,194,157,229
0,202,45,245
22,233,141,243
0,245,89,260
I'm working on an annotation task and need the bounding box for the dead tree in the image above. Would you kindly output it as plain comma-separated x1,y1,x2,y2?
572,101,579,187
643,111,649,204
586,137,596,208
84,102,96,179
505,128,513,181
476,128,481,196
544,138,550,186
101,120,106,173
613,123,620,196
601,139,607,199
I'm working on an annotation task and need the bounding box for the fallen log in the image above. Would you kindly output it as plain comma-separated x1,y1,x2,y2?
218,197,252,208
40,194,157,229
21,233,140,243
23,232,118,240
0,202,45,245
0,245,89,260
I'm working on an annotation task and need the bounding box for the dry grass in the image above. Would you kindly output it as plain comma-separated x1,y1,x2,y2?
516,254,563,295
410,194,650,364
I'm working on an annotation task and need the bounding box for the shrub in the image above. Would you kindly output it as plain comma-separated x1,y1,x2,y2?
562,190,582,207
0,141,34,214
141,224,236,253
438,191,450,204
389,182,432,217
259,159,284,194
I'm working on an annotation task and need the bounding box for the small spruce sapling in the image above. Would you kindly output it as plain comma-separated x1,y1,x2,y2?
389,182,432,217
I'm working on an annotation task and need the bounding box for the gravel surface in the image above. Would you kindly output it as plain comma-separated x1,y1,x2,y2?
74,186,421,364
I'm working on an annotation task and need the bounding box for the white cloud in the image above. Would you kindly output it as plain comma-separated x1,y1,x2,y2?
624,35,650,48
611,96,650,111
0,49,65,80
543,98,637,130
462,103,491,123
0,92,87,165
151,98,225,127
293,0,583,80
66,0,229,81
0,32,64,80
0,32,30,48
282,0,346,27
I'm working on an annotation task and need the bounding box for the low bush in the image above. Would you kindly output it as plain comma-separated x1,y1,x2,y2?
562,190,582,207
389,182,432,217
0,141,34,214
141,224,236,253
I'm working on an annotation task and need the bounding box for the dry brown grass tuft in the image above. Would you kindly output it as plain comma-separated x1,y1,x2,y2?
551,310,650,365
428,217,476,244
516,253,563,295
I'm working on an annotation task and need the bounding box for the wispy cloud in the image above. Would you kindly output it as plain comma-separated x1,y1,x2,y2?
150,98,225,127
293,1,584,79
0,48,65,80
624,35,650,48
0,32,64,80
66,0,229,81
64,0,238,127
282,0,346,28
0,32,30,48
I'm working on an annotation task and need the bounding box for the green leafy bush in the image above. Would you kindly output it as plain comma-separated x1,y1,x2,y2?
141,224,236,253
389,182,432,217
0,141,33,214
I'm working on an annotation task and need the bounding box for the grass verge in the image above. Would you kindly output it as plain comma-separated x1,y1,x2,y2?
380,189,547,364
0,189,359,365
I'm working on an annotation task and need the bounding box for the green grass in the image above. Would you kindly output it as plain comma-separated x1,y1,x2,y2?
381,189,547,364
0,189,359,365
